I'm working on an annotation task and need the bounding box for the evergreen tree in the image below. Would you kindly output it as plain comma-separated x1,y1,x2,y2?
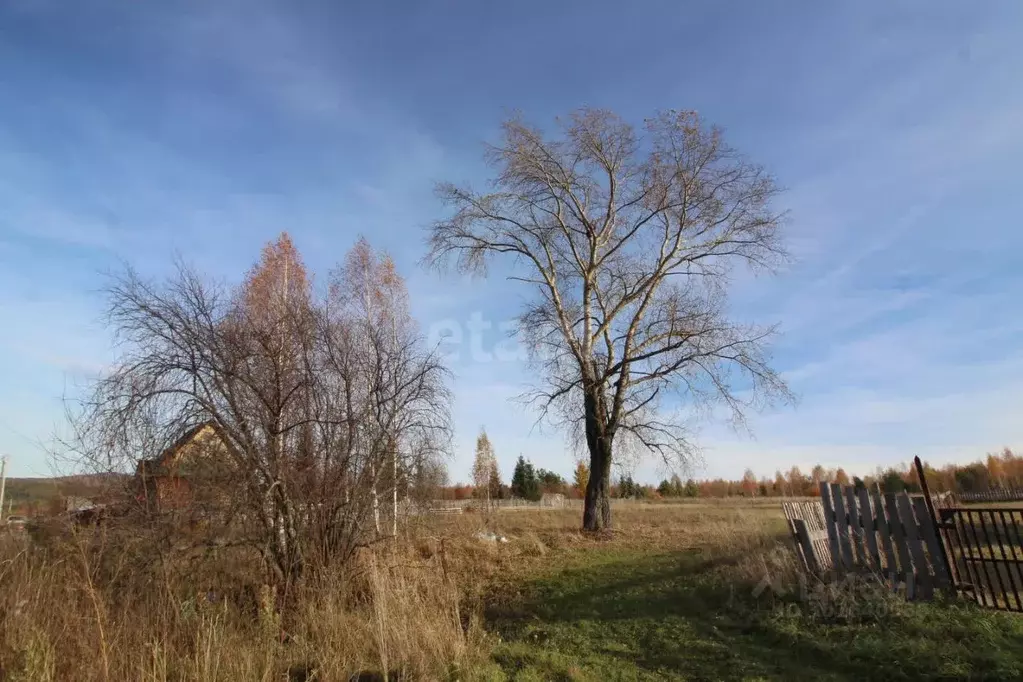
511,456,543,501
511,456,527,497
536,468,566,492
669,474,684,497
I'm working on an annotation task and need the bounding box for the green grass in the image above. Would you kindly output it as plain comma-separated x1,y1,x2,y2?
482,544,1023,681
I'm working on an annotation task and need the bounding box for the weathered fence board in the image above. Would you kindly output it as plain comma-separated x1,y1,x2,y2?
871,487,898,581
912,496,950,591
783,501,830,573
831,483,854,570
897,493,930,599
783,484,952,602
820,486,842,573
884,493,912,587
859,488,882,573
845,487,867,568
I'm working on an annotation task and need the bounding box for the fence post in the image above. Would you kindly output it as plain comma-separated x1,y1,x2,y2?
912,496,951,592
872,484,898,585
845,487,867,569
831,483,854,570
793,519,819,574
914,456,954,594
820,482,842,574
858,487,882,574
897,493,932,599
886,492,913,594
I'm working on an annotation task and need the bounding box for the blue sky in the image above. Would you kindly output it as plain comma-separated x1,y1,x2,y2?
2,1,1023,483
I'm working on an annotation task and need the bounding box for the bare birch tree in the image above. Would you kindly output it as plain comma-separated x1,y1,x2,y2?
71,233,450,588
333,238,445,539
427,109,792,531
471,428,496,511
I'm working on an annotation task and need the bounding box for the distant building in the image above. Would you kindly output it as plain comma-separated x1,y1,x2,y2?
63,496,95,513
135,422,228,513
540,492,566,508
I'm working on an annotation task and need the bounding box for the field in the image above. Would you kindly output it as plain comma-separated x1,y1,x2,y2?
2,475,126,513
3,501,1023,680
470,504,1023,681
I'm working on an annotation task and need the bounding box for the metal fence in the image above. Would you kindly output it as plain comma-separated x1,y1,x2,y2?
956,488,1023,504
938,507,1023,611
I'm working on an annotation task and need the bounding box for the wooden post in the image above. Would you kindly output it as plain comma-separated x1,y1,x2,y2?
831,483,854,571
912,496,951,592
897,493,932,600
794,519,819,573
914,456,953,592
845,487,867,570
872,485,898,585
820,482,842,574
859,488,882,574
886,492,913,595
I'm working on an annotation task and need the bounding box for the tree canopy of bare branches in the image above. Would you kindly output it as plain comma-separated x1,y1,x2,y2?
72,234,450,587
426,108,792,530
471,428,497,510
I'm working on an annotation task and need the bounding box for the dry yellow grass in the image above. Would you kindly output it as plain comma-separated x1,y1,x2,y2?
0,524,490,681
0,503,792,681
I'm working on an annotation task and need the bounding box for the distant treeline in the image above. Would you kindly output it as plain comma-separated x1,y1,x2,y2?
441,448,1023,500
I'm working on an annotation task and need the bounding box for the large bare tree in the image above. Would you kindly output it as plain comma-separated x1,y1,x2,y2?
72,234,450,587
427,109,791,531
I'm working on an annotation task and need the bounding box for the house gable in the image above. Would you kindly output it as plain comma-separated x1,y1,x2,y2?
136,422,228,511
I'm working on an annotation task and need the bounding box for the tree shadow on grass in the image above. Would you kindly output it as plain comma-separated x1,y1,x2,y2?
484,549,999,681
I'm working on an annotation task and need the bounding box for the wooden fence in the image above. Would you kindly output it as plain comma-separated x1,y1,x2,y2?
426,495,570,514
783,482,952,600
957,488,1023,504
782,500,832,573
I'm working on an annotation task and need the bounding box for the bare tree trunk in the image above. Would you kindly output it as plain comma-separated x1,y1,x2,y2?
582,387,613,531
391,446,398,538
372,462,380,537
582,438,613,531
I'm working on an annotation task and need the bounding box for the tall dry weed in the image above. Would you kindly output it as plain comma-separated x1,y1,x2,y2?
0,523,488,681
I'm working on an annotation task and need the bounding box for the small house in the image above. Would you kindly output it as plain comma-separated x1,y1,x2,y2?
135,422,227,513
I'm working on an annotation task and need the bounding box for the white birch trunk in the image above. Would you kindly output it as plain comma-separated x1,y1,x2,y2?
372,462,380,536
391,446,398,538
